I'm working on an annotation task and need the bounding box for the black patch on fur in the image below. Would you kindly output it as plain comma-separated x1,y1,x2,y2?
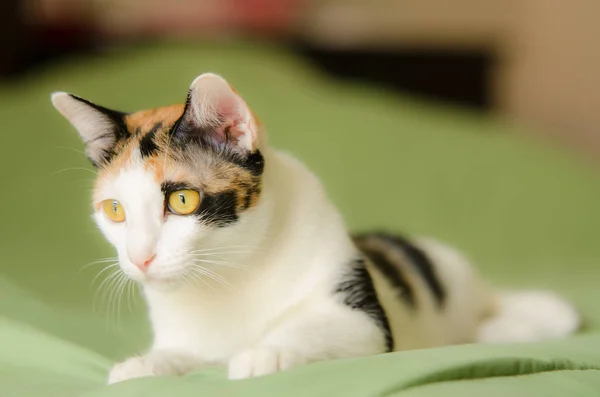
169,97,265,177
196,190,239,227
163,182,239,226
69,94,130,167
172,124,266,177
234,177,262,211
162,182,244,226
169,94,220,146
360,233,446,309
161,181,193,195
358,243,416,309
335,259,393,352
233,150,265,176
242,190,253,210
139,123,161,158
170,118,265,172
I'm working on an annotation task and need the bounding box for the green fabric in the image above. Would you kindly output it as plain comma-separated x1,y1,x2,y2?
1,41,599,396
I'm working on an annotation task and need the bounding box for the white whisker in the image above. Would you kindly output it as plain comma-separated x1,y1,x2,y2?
95,269,120,308
94,268,125,332
54,145,88,156
188,244,263,253
81,257,119,271
190,258,230,265
184,269,213,290
191,258,248,271
189,246,257,252
188,251,256,257
106,272,123,329
126,278,138,314
115,272,129,329
51,167,97,176
189,264,233,290
91,263,119,285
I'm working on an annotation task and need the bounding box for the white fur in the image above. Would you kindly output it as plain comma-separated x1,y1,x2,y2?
100,147,579,384
59,75,578,384
94,151,213,285
101,148,385,383
51,92,119,164
477,290,580,343
370,238,496,350
375,238,580,348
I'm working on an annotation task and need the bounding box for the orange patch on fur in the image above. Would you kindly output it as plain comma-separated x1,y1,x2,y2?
125,104,184,133
112,145,135,169
91,99,264,215
144,156,167,181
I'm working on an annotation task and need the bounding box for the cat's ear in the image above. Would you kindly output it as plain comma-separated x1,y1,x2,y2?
173,73,259,153
51,92,127,166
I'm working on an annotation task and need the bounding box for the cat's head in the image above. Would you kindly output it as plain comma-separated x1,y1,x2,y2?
52,73,267,288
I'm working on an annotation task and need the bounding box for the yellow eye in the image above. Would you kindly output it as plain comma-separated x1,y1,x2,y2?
168,190,201,215
102,199,126,222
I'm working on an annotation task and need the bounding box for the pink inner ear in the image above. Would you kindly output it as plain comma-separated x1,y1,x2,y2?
211,95,245,144
185,73,258,151
207,93,255,147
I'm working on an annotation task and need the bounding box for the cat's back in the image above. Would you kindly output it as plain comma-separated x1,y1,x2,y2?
354,233,495,350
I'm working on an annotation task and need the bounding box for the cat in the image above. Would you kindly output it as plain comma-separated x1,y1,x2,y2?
51,73,580,384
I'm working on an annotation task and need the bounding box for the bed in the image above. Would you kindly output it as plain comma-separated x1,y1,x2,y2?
1,41,599,397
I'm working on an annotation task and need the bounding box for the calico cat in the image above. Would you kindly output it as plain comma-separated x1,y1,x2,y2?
51,73,580,384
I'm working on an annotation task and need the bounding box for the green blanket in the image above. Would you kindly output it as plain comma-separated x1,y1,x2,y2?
1,41,599,396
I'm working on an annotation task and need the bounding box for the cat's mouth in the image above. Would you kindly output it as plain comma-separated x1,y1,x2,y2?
135,272,186,290
121,254,228,290
127,262,198,288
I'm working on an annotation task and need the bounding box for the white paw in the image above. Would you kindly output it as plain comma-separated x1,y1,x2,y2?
108,352,193,384
228,348,305,380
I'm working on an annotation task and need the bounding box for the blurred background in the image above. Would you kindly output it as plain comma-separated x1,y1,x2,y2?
1,0,600,368
3,0,600,157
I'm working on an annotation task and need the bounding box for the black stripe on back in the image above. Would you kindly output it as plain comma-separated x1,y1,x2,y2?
384,234,446,308
358,244,416,309
335,259,393,352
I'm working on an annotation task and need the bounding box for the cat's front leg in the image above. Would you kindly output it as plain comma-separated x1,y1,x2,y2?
108,349,203,384
228,303,387,380
228,347,308,379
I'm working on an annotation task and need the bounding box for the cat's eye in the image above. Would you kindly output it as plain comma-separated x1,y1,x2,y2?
168,190,201,215
102,199,126,223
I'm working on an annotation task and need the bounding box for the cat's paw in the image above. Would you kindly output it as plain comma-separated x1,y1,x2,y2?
228,348,305,380
108,351,195,384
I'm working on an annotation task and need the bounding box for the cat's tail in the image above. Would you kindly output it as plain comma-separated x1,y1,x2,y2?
477,289,581,343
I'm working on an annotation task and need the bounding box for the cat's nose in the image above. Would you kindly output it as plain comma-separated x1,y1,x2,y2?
131,253,156,272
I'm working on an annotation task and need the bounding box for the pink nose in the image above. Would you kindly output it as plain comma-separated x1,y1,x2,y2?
133,254,156,272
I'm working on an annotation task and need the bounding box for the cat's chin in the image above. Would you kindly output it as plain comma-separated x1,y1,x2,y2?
138,274,188,292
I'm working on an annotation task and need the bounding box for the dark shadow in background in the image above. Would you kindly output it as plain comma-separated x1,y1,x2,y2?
293,43,495,111
0,1,494,112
